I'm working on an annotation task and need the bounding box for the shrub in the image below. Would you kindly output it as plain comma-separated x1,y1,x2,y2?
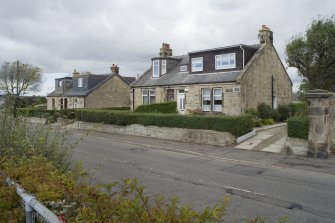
0,111,76,171
257,103,273,119
277,104,290,121
245,108,259,119
134,102,177,114
287,116,309,139
0,156,230,222
289,102,307,117
76,110,253,137
262,118,274,125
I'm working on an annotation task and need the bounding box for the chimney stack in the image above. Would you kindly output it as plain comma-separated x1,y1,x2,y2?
159,42,172,57
111,64,119,75
258,25,273,45
73,69,80,78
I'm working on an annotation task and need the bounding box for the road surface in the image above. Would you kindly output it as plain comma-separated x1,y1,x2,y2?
72,132,335,223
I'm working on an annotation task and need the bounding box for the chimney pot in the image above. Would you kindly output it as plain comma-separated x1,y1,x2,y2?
111,64,119,75
258,25,273,45
159,42,172,57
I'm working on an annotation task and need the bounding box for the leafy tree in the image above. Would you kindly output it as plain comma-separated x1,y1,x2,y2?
0,60,42,116
286,16,335,91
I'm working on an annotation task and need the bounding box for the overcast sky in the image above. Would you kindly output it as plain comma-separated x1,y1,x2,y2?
0,0,334,95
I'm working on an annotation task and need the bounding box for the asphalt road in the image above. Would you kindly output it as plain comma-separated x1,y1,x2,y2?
72,132,335,223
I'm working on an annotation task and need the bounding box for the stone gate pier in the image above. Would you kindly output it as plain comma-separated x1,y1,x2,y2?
305,89,335,158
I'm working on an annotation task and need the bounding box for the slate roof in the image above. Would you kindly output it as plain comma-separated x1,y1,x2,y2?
132,44,260,87
47,73,135,97
132,55,241,87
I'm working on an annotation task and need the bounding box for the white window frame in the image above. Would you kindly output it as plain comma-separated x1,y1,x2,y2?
161,60,167,75
142,89,156,105
179,65,187,72
152,60,160,78
215,53,236,70
201,88,211,111
192,57,203,72
78,78,83,87
58,80,62,87
213,88,223,112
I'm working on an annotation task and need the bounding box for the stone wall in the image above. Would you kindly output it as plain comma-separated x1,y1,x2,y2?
132,82,242,115
85,75,131,108
305,90,334,158
46,97,84,110
75,121,235,146
239,44,292,112
186,83,241,115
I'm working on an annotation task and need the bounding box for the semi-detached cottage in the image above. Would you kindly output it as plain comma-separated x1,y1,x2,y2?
131,25,292,115
46,65,135,110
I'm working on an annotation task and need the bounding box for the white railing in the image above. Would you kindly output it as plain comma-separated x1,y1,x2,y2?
6,177,63,223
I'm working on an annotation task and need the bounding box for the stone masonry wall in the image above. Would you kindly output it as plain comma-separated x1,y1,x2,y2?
306,90,334,158
239,44,292,112
75,121,235,146
186,83,241,115
85,75,131,108
47,97,84,110
132,83,241,115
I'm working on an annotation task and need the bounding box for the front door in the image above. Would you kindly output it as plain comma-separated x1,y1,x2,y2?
177,90,185,114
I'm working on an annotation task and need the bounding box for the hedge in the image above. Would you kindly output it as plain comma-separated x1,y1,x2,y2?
287,116,309,139
134,102,177,114
75,109,253,137
289,102,307,117
17,108,76,122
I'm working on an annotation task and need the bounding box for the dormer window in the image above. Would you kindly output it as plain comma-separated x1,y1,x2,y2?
162,60,167,75
78,77,83,87
215,53,236,70
153,60,159,78
180,65,187,72
58,80,63,87
192,57,203,72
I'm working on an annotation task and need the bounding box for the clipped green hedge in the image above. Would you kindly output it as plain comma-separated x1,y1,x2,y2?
134,102,177,114
287,116,309,139
76,109,253,137
17,108,76,121
289,102,307,117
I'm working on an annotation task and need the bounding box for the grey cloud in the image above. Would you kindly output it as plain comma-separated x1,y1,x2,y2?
0,0,334,81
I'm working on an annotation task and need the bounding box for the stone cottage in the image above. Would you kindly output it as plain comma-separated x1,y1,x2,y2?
46,65,135,110
131,25,292,115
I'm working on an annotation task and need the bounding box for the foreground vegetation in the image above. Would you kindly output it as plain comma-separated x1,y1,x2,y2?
0,112,229,222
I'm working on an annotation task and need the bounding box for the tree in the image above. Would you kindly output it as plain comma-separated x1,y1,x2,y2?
286,16,335,91
0,60,42,116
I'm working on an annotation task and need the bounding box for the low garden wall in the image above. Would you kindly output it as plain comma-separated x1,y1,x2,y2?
74,121,235,146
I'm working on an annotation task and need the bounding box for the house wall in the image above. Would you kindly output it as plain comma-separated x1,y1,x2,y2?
46,97,84,110
132,82,242,115
239,44,292,111
85,75,131,108
186,83,241,115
